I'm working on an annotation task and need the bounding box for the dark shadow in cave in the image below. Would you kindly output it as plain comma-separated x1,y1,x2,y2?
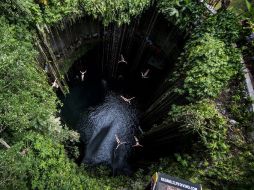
60,44,105,129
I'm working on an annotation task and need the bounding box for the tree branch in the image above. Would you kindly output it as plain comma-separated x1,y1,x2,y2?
0,138,11,149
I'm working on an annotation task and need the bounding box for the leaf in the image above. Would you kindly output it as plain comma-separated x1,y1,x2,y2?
168,7,178,17
245,0,252,11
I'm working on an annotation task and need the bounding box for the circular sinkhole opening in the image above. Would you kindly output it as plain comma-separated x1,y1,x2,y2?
57,9,188,174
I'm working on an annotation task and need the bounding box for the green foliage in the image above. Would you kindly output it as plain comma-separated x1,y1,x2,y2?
0,0,38,24
183,36,237,100
170,100,229,160
192,11,242,44
148,6,254,189
226,74,254,129
0,17,58,141
1,132,148,190
162,11,242,102
236,0,254,20
80,0,150,26
83,165,131,189
229,0,248,14
150,148,254,189
157,0,206,32
173,34,240,101
158,1,241,41
245,0,252,11
42,0,81,24
0,0,150,26
150,98,254,189
0,132,109,190
0,0,81,25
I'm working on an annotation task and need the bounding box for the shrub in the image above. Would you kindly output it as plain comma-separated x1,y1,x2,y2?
0,17,57,142
172,33,240,101
157,0,206,32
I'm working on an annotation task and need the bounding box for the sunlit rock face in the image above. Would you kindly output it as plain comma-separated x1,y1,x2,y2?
79,93,138,175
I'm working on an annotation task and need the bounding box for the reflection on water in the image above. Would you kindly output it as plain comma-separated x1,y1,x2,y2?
61,79,106,128
61,79,138,174
79,93,138,175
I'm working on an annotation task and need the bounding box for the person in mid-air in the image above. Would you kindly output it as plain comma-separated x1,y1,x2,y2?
52,79,59,88
141,69,150,79
118,54,127,64
80,70,87,81
120,96,135,104
115,134,127,150
133,136,143,148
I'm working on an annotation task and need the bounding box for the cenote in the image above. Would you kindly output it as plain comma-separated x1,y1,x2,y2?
56,7,189,174
2,0,254,189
